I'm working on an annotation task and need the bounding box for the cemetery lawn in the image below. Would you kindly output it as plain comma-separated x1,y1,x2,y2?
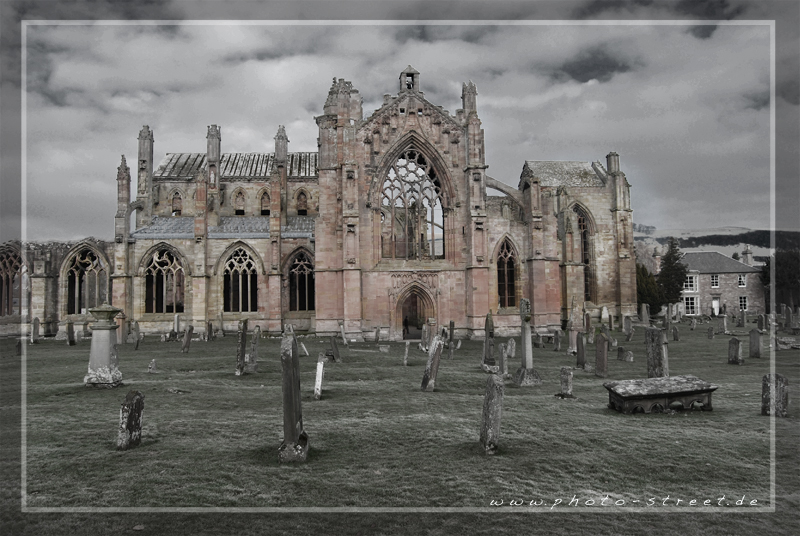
2,320,798,535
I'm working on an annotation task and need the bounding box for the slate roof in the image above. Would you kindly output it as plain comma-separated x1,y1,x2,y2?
522,160,607,187
153,152,318,180
130,215,316,240
681,251,760,274
209,217,271,238
130,216,194,239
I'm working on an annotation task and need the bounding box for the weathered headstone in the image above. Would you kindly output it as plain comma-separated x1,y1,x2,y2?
737,309,745,328
374,326,380,344
479,374,504,455
645,327,669,378
218,311,225,337
329,335,341,363
497,342,507,378
690,317,697,331
133,321,141,350
181,325,194,353
147,359,156,373
84,304,123,388
339,322,348,347
533,332,543,349
609,314,615,332
514,299,541,385
672,326,680,342
422,336,444,392
625,326,635,342
587,328,595,345
552,330,562,352
676,306,682,323
299,341,309,356
567,320,578,355
482,312,496,370
749,329,762,359
595,333,609,378
506,338,516,360
601,306,610,325
235,319,248,375
623,315,632,336
173,314,180,334
66,320,76,346
722,316,728,334
421,324,429,352
576,333,586,370
708,326,715,339
728,337,743,365
455,340,461,350
30,317,40,344
640,303,649,324
617,346,626,361
624,350,634,362
117,390,144,450
115,313,126,345
786,309,794,329
757,314,765,332
761,373,789,417
584,311,592,334
404,341,409,366
556,366,574,398
665,304,671,333
278,335,308,462
448,320,455,360
314,356,325,400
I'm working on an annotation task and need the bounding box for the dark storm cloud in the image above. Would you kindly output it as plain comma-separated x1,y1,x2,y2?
553,46,638,83
687,25,718,39
674,0,747,19
744,90,770,110
572,0,654,19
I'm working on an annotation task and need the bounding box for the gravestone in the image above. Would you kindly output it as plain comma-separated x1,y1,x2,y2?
479,374,504,455
115,313,126,345
181,325,194,353
497,343,507,378
672,326,680,342
728,337,743,365
623,315,632,336
584,312,592,334
640,303,649,324
340,322,348,346
567,320,578,355
245,326,260,373
533,332,543,349
757,314,765,331
278,335,308,463
514,299,541,385
617,346,626,361
84,304,123,388
601,306,609,325
587,328,595,345
329,335,341,363
645,327,669,378
299,341,309,357
665,304,671,333
624,350,634,362
117,390,145,451
206,321,214,341
482,312,496,371
147,359,156,373
455,340,461,350
708,326,715,339
218,311,225,337
556,367,575,398
427,319,437,349
552,330,562,352
609,314,615,332
749,329,762,359
448,320,455,360
595,333,609,378
600,324,615,349
16,339,22,356
30,317,40,344
676,306,682,323
737,309,745,328
690,318,697,331
761,373,789,417
314,356,325,400
421,336,444,392
625,327,635,342
133,321,141,350
404,341,409,366
66,320,76,346
235,319,248,376
506,338,516,360
722,315,728,333
421,324,429,352
374,326,380,344
173,314,180,334
576,334,586,370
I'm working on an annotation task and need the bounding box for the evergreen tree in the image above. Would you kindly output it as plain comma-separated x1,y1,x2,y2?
761,249,800,310
657,237,688,304
637,263,663,313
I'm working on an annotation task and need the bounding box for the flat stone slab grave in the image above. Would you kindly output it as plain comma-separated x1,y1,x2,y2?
604,375,718,415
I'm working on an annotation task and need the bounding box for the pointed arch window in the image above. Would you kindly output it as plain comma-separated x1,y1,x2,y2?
234,191,246,216
171,192,182,216
289,252,314,311
0,248,23,317
223,248,258,312
66,249,108,315
573,205,595,302
296,192,308,216
261,192,270,216
381,148,445,260
497,240,516,309
144,249,184,313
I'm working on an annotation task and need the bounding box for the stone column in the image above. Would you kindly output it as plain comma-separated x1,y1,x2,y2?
422,336,444,392
480,374,504,455
576,333,586,370
514,298,541,386
761,374,788,417
117,390,144,450
728,337,743,365
84,303,123,388
235,319,248,375
30,317,40,344
115,312,127,345
482,312,496,371
645,327,668,378
558,367,574,398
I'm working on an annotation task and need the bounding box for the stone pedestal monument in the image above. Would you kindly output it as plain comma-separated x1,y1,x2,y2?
514,298,542,386
84,303,123,388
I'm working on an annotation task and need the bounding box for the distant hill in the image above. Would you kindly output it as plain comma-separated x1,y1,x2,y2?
653,230,800,251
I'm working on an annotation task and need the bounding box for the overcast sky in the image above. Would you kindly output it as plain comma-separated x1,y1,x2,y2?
3,1,798,242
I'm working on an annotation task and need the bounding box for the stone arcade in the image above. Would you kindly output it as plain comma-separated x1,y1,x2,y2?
1,67,637,340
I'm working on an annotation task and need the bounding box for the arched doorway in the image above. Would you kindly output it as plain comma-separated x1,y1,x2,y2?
396,283,435,340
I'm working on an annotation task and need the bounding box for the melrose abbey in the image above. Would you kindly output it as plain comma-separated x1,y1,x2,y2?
1,66,637,340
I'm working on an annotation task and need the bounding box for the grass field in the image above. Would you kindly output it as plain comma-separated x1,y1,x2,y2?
2,319,798,535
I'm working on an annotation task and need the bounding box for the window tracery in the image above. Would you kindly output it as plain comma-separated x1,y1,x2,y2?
66,249,107,314
289,252,314,311
497,240,516,309
144,249,184,314
223,248,258,312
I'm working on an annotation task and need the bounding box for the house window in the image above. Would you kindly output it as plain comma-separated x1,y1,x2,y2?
683,275,698,292
738,274,746,287
297,192,308,216
497,239,516,309
260,192,270,216
234,191,246,216
289,252,315,311
223,248,258,313
171,192,182,216
683,296,697,315
739,296,748,311
0,248,22,317
710,274,719,288
66,249,107,315
144,249,184,314
380,148,445,260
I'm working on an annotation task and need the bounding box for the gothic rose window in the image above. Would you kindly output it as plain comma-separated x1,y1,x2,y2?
66,249,107,315
381,148,444,260
171,192,182,216
261,192,270,216
223,248,258,313
235,191,246,216
497,240,516,309
0,248,22,317
144,249,184,314
289,252,314,311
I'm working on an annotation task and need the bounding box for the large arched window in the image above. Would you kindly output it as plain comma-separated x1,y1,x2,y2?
573,205,595,302
171,192,182,216
260,192,270,216
381,148,444,260
144,249,184,313
223,248,258,312
289,252,314,311
497,239,516,309
0,248,22,317
66,249,107,314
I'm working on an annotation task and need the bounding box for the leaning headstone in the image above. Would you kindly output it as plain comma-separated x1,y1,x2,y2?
672,326,680,342
117,390,144,451
514,299,541,385
404,341,409,366
30,317,40,344
708,326,715,339
595,333,609,378
314,356,325,400
299,341,309,357
329,335,341,363
552,330,562,352
617,346,626,361
761,373,789,417
728,337,743,365
479,374,504,455
482,312,496,370
84,303,123,388
576,334,586,370
278,335,308,463
690,318,697,331
66,320,76,346
181,325,194,353
455,340,462,350
235,319,248,375
421,336,444,392
645,327,669,378
749,329,762,359
625,327,635,342
339,322,348,347
147,359,156,373
133,321,141,350
555,367,575,398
